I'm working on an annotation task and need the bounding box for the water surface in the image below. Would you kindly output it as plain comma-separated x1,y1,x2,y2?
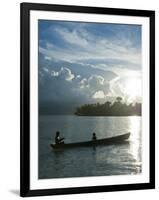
39,115,141,179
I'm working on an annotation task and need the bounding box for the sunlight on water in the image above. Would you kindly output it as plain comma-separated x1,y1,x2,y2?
129,116,141,141
129,116,141,170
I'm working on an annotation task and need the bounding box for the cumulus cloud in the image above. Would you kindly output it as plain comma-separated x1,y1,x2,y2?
39,65,113,113
88,75,109,95
39,64,141,114
88,75,104,87
93,91,105,99
55,67,75,81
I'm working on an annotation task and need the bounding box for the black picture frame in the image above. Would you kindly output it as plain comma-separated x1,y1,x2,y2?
20,2,155,197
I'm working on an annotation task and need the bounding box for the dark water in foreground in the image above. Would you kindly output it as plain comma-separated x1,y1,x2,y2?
39,115,142,179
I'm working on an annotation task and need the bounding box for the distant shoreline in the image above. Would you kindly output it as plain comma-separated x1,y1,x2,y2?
75,114,141,117
74,98,142,117
39,113,141,117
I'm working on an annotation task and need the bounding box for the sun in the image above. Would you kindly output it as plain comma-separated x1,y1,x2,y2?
124,78,142,101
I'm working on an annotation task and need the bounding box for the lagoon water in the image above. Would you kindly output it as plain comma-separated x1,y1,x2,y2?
39,115,141,179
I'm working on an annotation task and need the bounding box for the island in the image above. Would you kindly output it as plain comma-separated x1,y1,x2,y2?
74,97,141,116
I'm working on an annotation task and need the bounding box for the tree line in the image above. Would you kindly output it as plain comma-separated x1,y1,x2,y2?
74,97,141,116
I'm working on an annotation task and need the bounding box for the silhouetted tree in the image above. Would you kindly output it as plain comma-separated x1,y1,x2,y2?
116,97,122,103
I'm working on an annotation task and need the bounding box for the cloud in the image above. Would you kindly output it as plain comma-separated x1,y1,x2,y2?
88,75,109,95
38,52,117,81
107,76,142,103
44,56,52,60
39,22,141,73
52,67,75,81
39,65,113,114
88,75,104,87
55,27,89,47
93,91,105,99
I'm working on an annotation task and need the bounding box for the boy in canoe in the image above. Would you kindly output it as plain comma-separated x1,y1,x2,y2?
92,132,97,141
55,131,64,144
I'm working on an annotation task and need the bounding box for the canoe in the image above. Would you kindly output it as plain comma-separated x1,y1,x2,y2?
50,132,130,149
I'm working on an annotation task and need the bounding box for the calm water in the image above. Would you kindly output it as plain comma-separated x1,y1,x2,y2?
39,115,142,179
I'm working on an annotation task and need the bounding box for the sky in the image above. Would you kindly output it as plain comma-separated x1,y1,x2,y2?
38,20,142,114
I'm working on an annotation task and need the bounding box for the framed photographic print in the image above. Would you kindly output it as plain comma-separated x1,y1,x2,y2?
20,2,155,197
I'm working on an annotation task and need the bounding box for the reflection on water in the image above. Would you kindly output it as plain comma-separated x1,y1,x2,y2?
39,115,142,179
129,116,142,173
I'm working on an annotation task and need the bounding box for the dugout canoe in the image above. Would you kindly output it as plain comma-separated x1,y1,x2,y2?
50,132,130,149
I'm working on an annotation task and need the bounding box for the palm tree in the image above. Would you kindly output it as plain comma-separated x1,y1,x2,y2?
104,101,111,107
116,97,122,103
